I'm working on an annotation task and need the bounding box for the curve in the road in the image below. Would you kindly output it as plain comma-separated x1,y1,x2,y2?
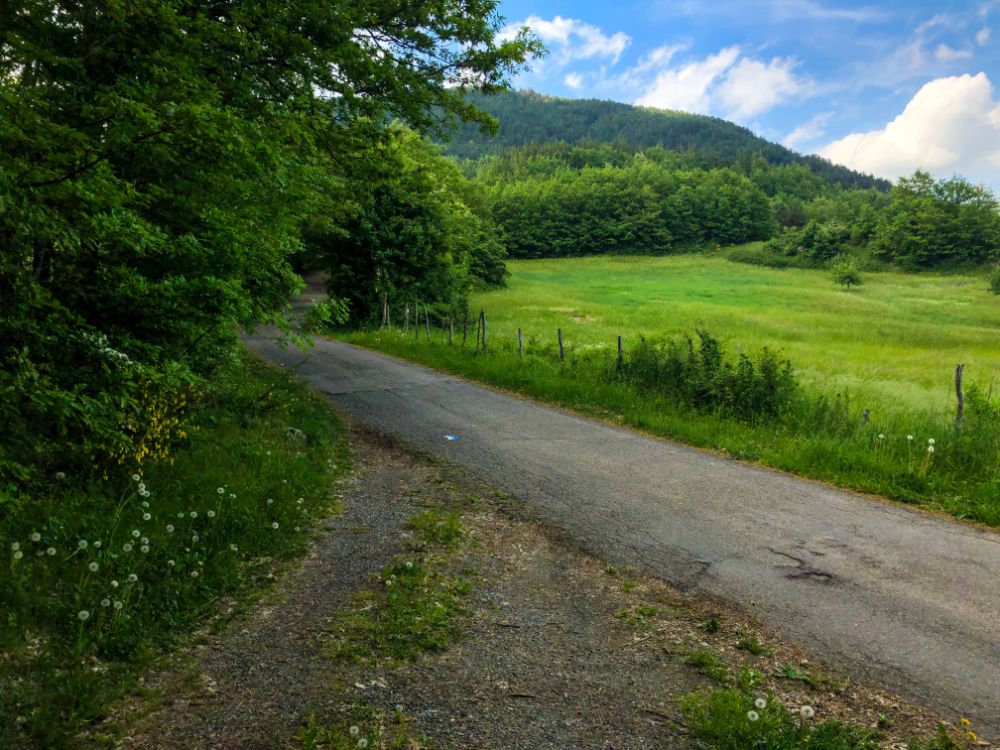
245,333,1000,734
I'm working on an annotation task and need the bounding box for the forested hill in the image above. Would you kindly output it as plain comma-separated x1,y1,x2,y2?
444,90,889,192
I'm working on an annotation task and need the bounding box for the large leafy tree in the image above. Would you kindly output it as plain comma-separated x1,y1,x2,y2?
0,1,535,482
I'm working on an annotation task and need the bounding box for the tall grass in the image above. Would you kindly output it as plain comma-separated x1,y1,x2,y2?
342,327,1000,528
0,355,347,749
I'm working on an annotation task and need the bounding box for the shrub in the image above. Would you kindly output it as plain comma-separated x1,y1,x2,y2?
831,255,862,289
614,332,797,422
988,266,1000,295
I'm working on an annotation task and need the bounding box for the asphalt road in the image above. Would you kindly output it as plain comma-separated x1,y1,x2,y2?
245,331,1000,734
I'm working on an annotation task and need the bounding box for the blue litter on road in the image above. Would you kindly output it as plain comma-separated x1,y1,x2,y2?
445,435,459,441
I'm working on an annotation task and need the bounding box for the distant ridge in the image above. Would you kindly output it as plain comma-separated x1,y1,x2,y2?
445,90,889,192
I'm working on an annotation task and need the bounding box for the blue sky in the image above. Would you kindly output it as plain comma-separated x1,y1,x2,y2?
496,0,1000,189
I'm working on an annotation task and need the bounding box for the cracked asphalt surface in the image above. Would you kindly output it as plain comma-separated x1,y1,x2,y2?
244,331,1000,736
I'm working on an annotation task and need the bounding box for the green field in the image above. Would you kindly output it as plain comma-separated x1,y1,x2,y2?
344,253,1000,526
472,255,1000,414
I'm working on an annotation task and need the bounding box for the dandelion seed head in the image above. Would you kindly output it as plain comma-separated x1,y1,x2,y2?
349,726,360,737
132,474,141,482
167,559,175,566
141,545,149,553
131,530,140,538
141,489,150,498
230,544,238,552
13,550,23,560
928,438,935,445
177,512,184,518
357,740,367,749
217,487,225,494
93,541,101,549
128,573,138,583
907,434,914,441
78,610,90,621
190,511,197,519
747,710,759,722
271,522,279,529
191,570,199,578
11,542,19,552
166,525,174,533
878,433,885,440
55,471,66,480
229,493,236,499
141,501,149,508
138,483,145,493
101,598,110,607
267,498,273,505
192,534,199,542
123,543,133,552
113,600,123,610
88,562,99,572
110,580,119,588
30,533,41,542
142,513,151,521
77,540,88,549
928,445,935,453
46,547,56,556
207,510,215,518
800,705,815,719
754,698,766,709
141,537,148,545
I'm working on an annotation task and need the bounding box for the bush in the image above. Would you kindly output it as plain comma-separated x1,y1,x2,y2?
831,255,862,289
988,266,1000,295
615,332,798,422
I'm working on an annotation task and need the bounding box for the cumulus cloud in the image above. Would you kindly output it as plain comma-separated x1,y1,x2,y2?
564,72,584,89
977,27,992,45
819,73,1000,188
783,112,832,149
633,47,811,121
501,16,631,65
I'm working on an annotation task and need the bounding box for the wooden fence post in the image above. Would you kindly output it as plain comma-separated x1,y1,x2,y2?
424,304,430,340
404,305,409,334
518,328,523,361
449,316,453,345
955,363,965,424
558,328,564,362
474,309,482,353
617,335,623,370
480,309,487,351
463,310,469,347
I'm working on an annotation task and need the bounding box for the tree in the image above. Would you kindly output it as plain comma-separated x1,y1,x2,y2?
831,256,862,289
0,1,536,482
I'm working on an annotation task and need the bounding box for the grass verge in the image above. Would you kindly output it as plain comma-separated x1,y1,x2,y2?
0,354,347,749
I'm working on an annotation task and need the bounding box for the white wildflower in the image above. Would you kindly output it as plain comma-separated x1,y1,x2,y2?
191,570,199,578
800,705,815,719
93,541,101,549
127,573,138,583
928,445,935,453
113,600,123,610
13,550,23,560
30,533,41,542
167,525,174,533
754,698,766,709
110,580,119,588
747,710,759,722
123,543,133,552
271,522,279,529
207,510,215,518
140,545,149,553
55,471,66,480
132,474,141,482
217,487,225,494
78,610,90,621
46,547,56,556
190,511,197,519
131,529,140,538
142,513,151,521
349,726,360,737
101,598,111,607
928,438,936,445
88,562,99,572
11,542,19,552
77,540,88,549
907,434,914,441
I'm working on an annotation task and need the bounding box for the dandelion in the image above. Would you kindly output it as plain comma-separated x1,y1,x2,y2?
113,600,123,610
110,580,119,588
78,539,88,549
167,525,175,533
78,610,90,621
907,435,914,441
141,545,149,553
747,710,759,722
968,732,977,742
101,598,111,607
229,493,236,499
132,474,141,482
927,445,935,454
294,527,300,532
191,570,199,578
138,483,145,493
55,471,66,480
29,533,41,542
128,573,138,583
13,550,23,560
177,512,184,519
190,511,198,519
928,438,935,445
266,450,272,456
167,560,175,566
88,562,99,572
141,489,150,498
230,544,238,552
878,433,885,440
207,510,215,518
123,543,133,552
800,705,815,719
46,547,56,556
131,530,140,538
271,522,279,530
192,534,199,543
143,513,151,521
141,501,149,508
357,740,367,749
405,561,413,569
217,487,225,494
267,498,273,505
754,698,766,709
350,726,360,737
961,718,971,727
93,541,101,549
141,537,148,545
10,542,19,552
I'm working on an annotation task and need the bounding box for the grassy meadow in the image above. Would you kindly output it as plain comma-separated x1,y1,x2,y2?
472,254,1000,413
343,253,1000,526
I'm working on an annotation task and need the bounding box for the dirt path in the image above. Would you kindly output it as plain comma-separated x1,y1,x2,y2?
103,421,974,749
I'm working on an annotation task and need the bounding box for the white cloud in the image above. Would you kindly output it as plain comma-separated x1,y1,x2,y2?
564,72,584,89
501,16,631,65
635,46,740,113
716,57,810,120
819,73,1000,189
935,43,973,61
977,27,992,45
783,112,832,149
632,47,811,121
